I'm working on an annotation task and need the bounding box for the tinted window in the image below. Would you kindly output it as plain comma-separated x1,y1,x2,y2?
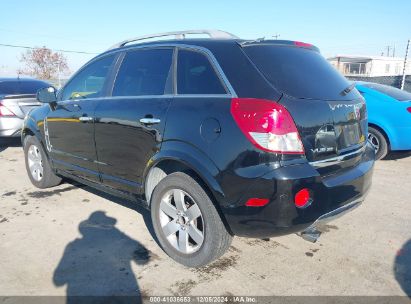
177,50,226,95
361,82,411,101
113,49,173,96
0,80,50,95
244,45,352,100
61,55,115,100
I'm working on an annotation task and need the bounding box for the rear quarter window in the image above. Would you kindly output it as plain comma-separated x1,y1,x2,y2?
243,45,355,100
177,49,227,95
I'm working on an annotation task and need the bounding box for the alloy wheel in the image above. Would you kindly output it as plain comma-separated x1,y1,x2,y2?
159,189,204,254
368,133,380,153
27,144,44,181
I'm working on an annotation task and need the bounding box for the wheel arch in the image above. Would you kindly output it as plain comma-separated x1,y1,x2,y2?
144,155,233,235
368,122,391,149
21,127,35,144
144,153,224,205
21,118,52,164
21,115,43,144
142,141,232,232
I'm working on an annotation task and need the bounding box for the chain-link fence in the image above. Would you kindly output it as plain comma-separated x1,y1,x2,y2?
44,71,411,93
346,75,411,93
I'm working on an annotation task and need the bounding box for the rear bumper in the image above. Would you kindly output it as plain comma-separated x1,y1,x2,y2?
0,117,24,137
390,126,411,151
222,143,375,238
306,197,362,227
299,198,362,242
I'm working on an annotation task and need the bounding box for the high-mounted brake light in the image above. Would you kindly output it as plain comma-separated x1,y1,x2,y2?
230,98,304,154
0,101,16,117
294,41,313,48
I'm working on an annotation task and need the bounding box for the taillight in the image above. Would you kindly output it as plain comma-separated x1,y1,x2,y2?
407,107,411,113
230,98,304,154
0,101,16,117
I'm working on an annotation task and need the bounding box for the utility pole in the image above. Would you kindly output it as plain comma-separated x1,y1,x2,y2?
401,39,410,90
57,61,61,88
272,33,280,40
386,45,391,57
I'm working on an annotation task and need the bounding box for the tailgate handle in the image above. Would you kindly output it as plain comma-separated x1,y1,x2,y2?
140,117,161,125
79,116,93,122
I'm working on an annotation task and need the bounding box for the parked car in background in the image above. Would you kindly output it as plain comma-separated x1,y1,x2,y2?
22,30,374,267
355,82,411,159
0,78,51,137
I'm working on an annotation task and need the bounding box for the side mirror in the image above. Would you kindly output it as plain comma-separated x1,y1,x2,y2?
37,86,57,104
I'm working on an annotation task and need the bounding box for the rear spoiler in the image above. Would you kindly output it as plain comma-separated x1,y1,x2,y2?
239,40,320,52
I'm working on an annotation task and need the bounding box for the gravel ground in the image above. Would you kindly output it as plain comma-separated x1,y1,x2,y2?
0,139,410,299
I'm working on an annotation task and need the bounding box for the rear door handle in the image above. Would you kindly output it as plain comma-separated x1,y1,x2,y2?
79,116,93,122
140,118,161,125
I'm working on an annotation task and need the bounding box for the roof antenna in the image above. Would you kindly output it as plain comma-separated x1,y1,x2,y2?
272,33,280,40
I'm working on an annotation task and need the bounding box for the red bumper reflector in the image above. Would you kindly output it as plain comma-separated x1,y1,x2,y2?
407,107,411,113
294,188,311,208
245,198,270,207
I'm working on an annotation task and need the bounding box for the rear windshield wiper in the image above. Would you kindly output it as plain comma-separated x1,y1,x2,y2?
340,83,356,96
239,37,266,46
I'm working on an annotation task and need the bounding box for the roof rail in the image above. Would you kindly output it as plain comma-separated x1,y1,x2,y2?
108,29,239,50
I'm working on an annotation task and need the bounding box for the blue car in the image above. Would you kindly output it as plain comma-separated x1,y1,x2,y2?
355,82,411,159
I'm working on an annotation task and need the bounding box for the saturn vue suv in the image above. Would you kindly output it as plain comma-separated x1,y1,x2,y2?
22,30,375,267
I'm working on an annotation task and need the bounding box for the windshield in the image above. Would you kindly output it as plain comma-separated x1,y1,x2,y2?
0,80,50,95
243,45,356,100
360,82,411,101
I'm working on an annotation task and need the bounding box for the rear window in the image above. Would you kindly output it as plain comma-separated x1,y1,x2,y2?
361,82,411,101
243,45,352,100
0,80,50,95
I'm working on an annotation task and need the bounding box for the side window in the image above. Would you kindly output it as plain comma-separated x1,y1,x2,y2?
112,49,173,96
61,55,115,101
177,49,226,95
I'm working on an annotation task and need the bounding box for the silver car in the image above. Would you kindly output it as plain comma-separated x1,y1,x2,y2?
0,78,50,137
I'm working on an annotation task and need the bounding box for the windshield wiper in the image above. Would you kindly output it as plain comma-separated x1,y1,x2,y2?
340,83,356,96
239,37,266,46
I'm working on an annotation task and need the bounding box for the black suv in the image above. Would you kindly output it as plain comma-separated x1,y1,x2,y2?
22,30,374,267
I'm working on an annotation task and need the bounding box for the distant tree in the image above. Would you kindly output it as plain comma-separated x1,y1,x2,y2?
18,47,69,80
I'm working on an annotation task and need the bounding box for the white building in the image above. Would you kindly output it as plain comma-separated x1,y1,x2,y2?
328,55,411,77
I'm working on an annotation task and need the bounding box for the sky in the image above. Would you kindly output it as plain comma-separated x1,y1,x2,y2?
1,0,410,77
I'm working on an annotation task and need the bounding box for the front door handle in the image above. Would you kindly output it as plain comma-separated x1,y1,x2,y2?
140,118,161,125
79,116,93,122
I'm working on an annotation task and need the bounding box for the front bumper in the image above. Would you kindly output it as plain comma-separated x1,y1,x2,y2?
222,143,375,238
0,117,24,137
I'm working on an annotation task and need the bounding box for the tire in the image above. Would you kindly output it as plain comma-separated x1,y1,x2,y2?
150,172,232,267
24,135,62,188
368,126,389,160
